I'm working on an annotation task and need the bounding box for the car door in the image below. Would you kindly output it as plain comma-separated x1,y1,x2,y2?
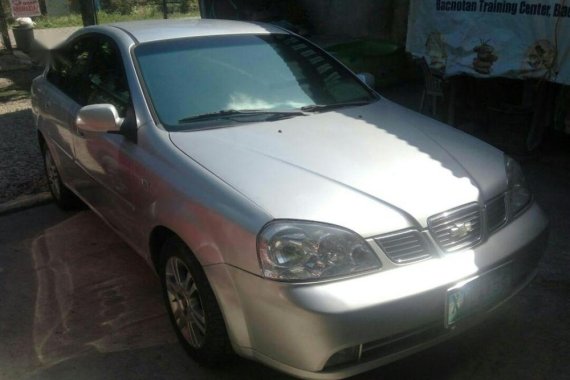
35,38,92,181
71,33,139,242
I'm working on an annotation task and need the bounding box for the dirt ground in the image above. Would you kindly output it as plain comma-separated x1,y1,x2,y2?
0,67,48,203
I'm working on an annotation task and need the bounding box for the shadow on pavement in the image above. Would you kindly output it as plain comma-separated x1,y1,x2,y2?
30,211,176,368
24,210,291,380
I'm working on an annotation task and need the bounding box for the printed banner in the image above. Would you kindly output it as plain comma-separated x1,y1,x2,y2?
406,0,570,85
10,0,41,17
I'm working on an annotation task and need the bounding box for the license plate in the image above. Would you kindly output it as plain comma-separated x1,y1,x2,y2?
446,263,512,327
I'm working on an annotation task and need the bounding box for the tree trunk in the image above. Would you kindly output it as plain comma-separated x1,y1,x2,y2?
79,0,96,26
0,0,12,52
39,0,47,15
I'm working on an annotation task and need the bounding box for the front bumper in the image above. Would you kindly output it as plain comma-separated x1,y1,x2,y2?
205,202,548,379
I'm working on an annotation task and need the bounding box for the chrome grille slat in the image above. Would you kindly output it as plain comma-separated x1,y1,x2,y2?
430,210,479,227
396,252,431,261
433,220,481,235
382,236,419,244
439,230,481,247
384,246,423,253
431,220,480,233
384,238,417,247
382,241,422,250
388,247,425,255
438,224,481,240
386,246,423,254
374,230,432,264
428,203,482,253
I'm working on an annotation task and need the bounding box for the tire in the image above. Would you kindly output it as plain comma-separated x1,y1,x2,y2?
159,237,233,366
42,146,80,210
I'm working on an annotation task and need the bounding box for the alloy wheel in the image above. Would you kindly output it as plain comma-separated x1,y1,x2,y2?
45,150,61,200
165,256,207,348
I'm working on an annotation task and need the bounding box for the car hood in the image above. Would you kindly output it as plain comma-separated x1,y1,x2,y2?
170,100,506,236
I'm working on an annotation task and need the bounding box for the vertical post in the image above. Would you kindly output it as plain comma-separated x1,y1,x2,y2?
162,0,168,19
91,0,98,24
0,0,13,52
79,0,96,26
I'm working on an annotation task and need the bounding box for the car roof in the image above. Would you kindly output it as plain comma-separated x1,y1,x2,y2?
107,18,287,44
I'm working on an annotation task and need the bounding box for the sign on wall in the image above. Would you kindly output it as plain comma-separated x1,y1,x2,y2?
10,0,41,17
406,0,570,85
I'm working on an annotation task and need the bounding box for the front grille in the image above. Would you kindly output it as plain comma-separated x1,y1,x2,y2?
486,195,507,233
323,324,444,369
374,230,431,264
360,324,443,362
428,203,482,253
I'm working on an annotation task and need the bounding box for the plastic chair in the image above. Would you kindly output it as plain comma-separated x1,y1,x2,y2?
419,58,445,116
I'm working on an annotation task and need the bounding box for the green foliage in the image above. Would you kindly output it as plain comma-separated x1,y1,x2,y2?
103,0,135,15
179,0,199,14
31,14,84,28
26,2,199,29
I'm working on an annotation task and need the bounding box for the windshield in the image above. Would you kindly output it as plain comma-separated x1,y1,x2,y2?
134,34,377,130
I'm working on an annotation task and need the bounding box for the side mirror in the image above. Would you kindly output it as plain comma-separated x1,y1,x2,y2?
357,72,376,88
76,104,122,134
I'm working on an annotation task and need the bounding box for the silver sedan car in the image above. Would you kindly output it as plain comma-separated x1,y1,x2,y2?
32,19,548,379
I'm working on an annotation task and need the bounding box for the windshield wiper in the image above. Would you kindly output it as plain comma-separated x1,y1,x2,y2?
178,109,306,124
300,100,374,113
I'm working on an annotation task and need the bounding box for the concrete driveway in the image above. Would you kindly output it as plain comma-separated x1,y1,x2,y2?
0,204,292,380
1,151,569,379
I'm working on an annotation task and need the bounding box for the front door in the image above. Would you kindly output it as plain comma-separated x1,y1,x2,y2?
71,34,139,243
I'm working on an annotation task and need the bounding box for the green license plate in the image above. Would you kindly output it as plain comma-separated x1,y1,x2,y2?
446,263,512,327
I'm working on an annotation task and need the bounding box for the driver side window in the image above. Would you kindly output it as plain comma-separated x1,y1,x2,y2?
87,37,132,117
47,34,132,117
47,38,93,105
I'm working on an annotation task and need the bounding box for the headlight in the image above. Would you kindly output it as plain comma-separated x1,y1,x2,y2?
257,221,381,281
505,155,532,217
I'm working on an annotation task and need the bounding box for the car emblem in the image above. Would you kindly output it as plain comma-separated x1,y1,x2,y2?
449,222,474,239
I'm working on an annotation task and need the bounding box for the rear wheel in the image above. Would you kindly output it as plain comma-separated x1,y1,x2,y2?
159,237,232,365
43,146,79,210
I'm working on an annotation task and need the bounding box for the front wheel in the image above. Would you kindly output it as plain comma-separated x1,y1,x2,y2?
159,237,232,366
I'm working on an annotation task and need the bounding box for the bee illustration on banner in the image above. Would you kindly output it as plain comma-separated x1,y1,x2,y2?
473,39,498,75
